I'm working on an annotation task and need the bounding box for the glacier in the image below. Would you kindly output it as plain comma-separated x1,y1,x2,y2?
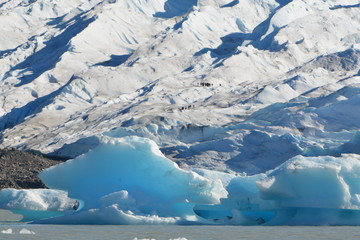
2,136,360,225
0,0,359,174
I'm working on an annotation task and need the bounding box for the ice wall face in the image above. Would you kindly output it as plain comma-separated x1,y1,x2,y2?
2,136,354,225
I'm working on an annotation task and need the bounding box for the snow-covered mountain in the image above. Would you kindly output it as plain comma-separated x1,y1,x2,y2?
1,0,360,174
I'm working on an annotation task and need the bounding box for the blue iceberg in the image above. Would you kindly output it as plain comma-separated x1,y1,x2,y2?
35,136,227,224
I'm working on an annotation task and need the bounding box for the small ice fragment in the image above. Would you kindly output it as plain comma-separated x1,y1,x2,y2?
1,228,12,234
19,228,35,234
133,238,156,240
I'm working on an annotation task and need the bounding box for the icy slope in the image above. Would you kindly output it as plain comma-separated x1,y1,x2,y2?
0,0,360,173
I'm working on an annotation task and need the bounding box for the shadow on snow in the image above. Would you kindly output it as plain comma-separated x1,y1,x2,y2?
193,0,292,65
153,0,197,18
0,77,75,132
4,11,95,87
94,54,132,67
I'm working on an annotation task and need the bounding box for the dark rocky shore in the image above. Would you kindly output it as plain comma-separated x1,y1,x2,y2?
0,149,62,189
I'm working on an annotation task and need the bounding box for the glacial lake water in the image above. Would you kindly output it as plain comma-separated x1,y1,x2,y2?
1,210,360,240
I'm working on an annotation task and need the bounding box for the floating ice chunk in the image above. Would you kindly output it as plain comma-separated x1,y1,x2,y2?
195,154,360,225
246,154,360,225
19,228,35,234
257,154,360,209
37,136,227,224
1,228,12,234
0,189,76,221
0,189,75,211
133,238,156,240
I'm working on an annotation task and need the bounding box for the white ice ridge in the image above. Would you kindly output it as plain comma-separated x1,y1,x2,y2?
1,136,356,225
